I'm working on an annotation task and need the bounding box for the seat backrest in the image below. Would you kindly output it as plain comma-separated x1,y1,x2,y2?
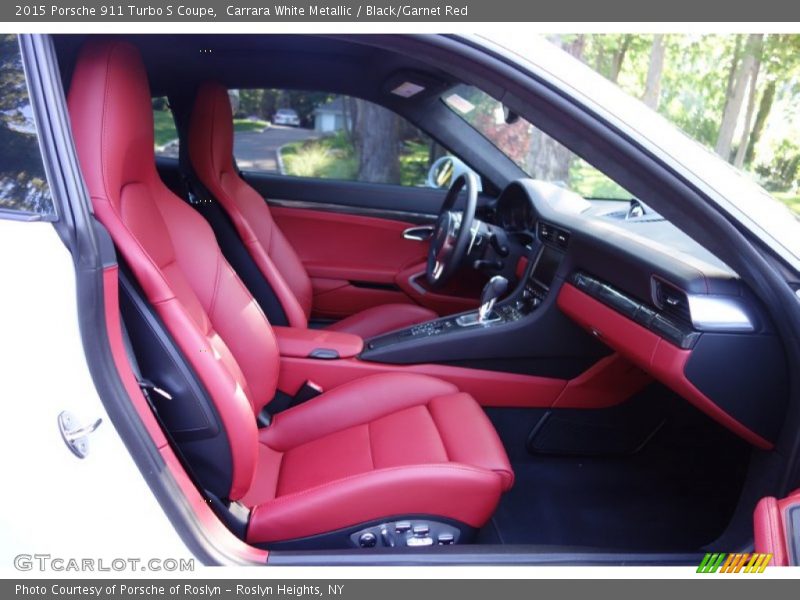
68,40,278,500
188,82,312,329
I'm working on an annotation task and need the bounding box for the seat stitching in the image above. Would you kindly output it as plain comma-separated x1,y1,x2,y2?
365,422,376,470
425,402,450,462
207,248,223,320
258,463,497,507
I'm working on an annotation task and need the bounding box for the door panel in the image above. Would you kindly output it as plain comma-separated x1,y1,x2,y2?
243,171,451,218
270,205,480,318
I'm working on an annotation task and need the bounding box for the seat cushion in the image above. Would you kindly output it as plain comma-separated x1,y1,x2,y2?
325,304,438,339
243,373,513,544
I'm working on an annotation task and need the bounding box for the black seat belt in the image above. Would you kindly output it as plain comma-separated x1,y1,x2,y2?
119,298,251,537
119,316,212,501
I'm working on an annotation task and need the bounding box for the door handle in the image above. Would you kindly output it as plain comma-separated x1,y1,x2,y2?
403,225,434,241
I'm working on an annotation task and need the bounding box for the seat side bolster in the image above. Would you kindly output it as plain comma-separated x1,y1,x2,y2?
247,463,502,544
429,393,515,491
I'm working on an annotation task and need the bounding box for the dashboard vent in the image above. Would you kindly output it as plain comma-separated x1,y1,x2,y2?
652,278,691,324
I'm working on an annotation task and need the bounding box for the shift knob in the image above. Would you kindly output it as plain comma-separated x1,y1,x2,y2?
478,275,509,323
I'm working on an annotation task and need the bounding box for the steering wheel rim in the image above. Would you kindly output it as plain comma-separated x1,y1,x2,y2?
426,172,478,287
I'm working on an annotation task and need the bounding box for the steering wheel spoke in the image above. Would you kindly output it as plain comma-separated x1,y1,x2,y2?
426,172,478,287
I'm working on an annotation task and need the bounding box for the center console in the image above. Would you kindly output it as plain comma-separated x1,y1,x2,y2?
363,226,567,356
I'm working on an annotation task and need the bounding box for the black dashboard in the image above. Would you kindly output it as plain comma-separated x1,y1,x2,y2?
363,178,788,449
492,178,789,447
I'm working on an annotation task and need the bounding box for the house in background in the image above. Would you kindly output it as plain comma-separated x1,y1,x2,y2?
313,96,351,133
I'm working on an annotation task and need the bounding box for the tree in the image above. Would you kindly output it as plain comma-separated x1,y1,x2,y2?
744,79,776,165
642,34,666,109
716,34,763,161
353,99,401,184
733,49,762,168
609,34,633,83
527,35,586,182
0,34,52,214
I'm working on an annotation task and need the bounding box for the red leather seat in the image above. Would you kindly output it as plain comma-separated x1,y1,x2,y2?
68,40,512,546
188,81,437,339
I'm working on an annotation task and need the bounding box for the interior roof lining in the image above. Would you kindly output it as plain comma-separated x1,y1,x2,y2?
53,34,460,104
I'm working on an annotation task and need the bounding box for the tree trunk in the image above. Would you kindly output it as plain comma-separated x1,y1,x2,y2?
527,134,574,184
733,53,762,169
609,34,633,83
525,35,585,182
642,34,666,109
716,34,763,162
353,99,400,184
724,35,743,105
745,79,776,165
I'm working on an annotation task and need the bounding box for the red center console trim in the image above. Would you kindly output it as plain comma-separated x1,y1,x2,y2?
279,352,648,410
272,326,363,359
557,283,773,449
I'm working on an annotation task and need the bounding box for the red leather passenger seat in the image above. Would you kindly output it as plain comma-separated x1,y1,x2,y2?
68,40,512,546
188,81,437,339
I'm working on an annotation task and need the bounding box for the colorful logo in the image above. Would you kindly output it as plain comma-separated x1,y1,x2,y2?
697,553,772,573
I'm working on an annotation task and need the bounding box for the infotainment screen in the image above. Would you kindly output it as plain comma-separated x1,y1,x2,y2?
531,246,563,289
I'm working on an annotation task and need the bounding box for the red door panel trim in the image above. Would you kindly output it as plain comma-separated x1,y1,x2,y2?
557,283,773,449
754,489,800,566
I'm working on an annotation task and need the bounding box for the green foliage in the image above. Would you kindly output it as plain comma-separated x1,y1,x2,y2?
754,139,800,191
281,131,434,187
152,108,178,147
578,34,800,198
0,34,53,215
233,119,269,133
236,89,335,126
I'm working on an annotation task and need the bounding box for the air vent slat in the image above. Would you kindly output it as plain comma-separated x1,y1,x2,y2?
653,279,691,324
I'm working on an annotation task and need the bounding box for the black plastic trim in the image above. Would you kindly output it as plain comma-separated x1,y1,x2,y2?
260,515,475,551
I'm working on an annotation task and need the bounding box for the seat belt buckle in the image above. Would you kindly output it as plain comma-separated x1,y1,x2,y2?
291,380,323,407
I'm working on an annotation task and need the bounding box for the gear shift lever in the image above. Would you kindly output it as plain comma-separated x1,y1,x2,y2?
478,275,509,323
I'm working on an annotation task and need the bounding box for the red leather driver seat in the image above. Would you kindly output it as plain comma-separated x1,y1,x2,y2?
68,40,513,547
188,81,438,339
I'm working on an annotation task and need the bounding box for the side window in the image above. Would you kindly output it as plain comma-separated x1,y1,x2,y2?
153,96,179,158
0,35,54,218
232,89,466,188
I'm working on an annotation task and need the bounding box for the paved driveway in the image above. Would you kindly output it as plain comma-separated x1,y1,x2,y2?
234,125,320,173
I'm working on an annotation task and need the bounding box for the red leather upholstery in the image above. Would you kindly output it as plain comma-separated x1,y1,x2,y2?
243,373,513,543
69,40,512,544
754,488,800,566
188,82,435,337
326,303,438,338
272,326,363,359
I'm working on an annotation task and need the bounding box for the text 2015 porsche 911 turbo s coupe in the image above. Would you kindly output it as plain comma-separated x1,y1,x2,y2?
1,33,799,566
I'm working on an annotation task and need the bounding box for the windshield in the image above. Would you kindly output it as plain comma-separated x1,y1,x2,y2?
471,34,800,268
443,83,633,200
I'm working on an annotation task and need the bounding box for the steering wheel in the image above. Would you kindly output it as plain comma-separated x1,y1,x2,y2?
426,172,478,287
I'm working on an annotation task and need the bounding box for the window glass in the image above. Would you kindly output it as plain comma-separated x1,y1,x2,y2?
443,84,633,200
153,96,179,157
0,34,54,217
232,89,464,188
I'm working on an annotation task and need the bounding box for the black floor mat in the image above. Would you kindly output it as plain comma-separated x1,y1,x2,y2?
482,385,751,551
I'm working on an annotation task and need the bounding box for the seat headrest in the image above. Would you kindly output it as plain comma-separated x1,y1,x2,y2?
189,81,235,182
67,39,158,209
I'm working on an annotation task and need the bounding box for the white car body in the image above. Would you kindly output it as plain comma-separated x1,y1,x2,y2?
0,219,191,573
273,108,300,126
